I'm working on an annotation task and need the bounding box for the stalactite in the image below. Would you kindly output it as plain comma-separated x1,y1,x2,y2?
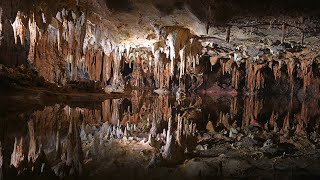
103,53,112,83
286,59,296,90
221,58,233,75
179,46,186,78
28,14,39,64
231,66,240,89
210,56,219,67
95,51,103,81
273,63,281,80
246,61,266,92
300,60,312,92
11,11,25,45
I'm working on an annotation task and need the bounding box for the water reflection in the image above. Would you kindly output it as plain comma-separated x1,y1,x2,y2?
1,91,320,177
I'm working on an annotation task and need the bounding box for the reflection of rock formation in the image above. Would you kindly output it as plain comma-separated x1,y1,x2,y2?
64,109,83,176
10,137,24,169
27,119,38,163
206,94,320,147
3,92,320,177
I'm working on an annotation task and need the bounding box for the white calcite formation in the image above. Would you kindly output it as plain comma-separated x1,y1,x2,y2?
11,11,25,45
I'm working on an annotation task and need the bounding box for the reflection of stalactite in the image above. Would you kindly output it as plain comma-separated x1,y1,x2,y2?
280,112,290,136
243,96,263,128
102,99,112,122
28,119,37,163
296,102,309,136
230,97,238,119
219,112,230,130
176,115,183,146
10,137,24,169
111,99,122,125
269,111,279,132
65,109,83,176
162,118,173,160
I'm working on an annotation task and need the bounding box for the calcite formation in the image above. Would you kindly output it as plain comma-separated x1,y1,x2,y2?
0,0,319,94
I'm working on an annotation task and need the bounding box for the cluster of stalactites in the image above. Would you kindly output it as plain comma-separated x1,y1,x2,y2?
207,47,316,92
